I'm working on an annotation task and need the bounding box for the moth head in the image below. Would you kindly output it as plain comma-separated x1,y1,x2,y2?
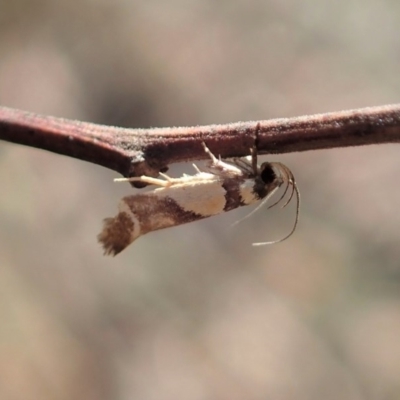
252,161,300,246
253,162,286,198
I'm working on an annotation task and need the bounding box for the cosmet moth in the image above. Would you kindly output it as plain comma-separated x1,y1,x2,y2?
98,143,299,256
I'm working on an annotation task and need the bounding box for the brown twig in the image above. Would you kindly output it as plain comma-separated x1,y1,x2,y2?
1,104,400,179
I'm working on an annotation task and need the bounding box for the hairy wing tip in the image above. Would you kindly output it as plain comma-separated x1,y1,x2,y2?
97,214,135,256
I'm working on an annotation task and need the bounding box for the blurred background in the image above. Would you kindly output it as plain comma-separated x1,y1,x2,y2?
1,1,400,399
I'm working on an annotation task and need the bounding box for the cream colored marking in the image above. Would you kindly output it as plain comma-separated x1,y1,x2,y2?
239,180,258,205
232,186,281,227
155,179,227,216
118,200,141,241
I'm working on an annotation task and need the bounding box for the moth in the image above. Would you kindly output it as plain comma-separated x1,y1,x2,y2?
98,143,299,256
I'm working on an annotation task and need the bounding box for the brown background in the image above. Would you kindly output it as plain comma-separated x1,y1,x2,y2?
1,1,400,399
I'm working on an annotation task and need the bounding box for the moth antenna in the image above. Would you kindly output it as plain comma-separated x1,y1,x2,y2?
252,178,300,246
266,163,293,209
282,165,298,208
274,164,296,209
281,182,295,208
267,179,290,209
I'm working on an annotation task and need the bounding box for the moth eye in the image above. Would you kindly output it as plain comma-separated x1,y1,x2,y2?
260,164,276,184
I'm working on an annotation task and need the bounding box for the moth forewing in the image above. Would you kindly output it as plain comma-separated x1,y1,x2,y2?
98,144,299,256
98,175,226,256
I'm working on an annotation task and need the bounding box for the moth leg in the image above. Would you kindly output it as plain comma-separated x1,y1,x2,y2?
233,157,253,174
251,146,258,175
202,142,234,170
192,163,202,173
114,174,173,187
202,142,244,177
252,122,261,175
202,142,220,166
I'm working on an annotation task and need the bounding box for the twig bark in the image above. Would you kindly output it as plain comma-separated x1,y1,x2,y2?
1,104,400,179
